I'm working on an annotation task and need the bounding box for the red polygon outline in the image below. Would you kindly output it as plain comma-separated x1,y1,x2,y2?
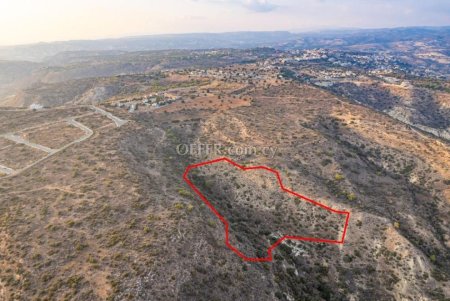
183,157,351,262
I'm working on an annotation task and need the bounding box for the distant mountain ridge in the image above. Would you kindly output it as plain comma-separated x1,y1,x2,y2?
1,26,449,62
0,31,295,62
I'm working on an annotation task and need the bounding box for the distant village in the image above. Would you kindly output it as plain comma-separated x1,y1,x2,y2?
277,48,447,79
110,46,441,114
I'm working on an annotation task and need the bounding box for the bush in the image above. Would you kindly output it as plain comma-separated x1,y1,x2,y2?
177,188,193,199
174,202,184,210
343,254,353,263
346,192,356,201
321,159,332,166
334,173,344,181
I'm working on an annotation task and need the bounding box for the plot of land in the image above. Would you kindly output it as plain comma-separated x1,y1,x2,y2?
0,107,91,135
186,158,348,260
0,142,47,170
19,121,86,149
75,113,114,130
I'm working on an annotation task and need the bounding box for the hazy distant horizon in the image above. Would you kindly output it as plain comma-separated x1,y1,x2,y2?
1,0,449,46
1,25,450,48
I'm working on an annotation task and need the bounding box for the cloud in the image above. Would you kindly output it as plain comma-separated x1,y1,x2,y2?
242,0,277,12
201,0,277,12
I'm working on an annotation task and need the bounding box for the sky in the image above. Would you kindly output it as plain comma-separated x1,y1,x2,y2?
0,0,449,46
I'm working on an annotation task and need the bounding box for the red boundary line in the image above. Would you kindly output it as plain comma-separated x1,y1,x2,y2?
183,157,351,262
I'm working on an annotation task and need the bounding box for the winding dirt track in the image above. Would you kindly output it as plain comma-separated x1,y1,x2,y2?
0,106,125,179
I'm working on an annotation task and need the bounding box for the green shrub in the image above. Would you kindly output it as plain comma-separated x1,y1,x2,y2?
177,188,193,199
346,192,356,201
334,173,344,181
174,202,185,210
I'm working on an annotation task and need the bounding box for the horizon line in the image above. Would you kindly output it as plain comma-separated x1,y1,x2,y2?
1,25,449,48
